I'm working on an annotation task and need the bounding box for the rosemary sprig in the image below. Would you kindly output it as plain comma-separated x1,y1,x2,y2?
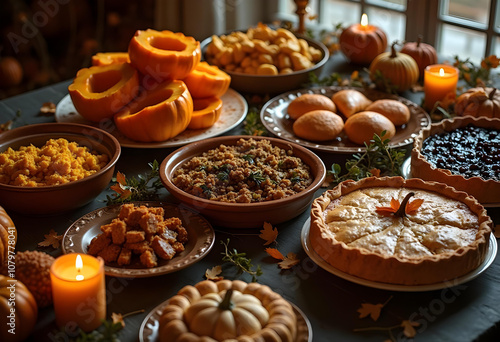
105,160,163,205
243,108,267,136
329,132,406,185
221,239,262,282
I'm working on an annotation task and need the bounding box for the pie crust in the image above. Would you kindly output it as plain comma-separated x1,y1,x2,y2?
309,176,492,285
411,116,500,204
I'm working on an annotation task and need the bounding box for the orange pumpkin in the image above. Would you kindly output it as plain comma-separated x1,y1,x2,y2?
0,206,16,268
128,29,201,81
0,275,37,342
114,80,193,142
91,52,130,66
182,62,231,98
369,42,419,92
400,36,438,79
188,97,223,129
339,19,387,65
455,87,500,118
68,62,140,122
0,57,23,88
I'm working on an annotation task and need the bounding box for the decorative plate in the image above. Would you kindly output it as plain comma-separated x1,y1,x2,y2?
61,202,215,278
260,86,431,153
138,299,312,342
301,218,497,292
55,88,248,148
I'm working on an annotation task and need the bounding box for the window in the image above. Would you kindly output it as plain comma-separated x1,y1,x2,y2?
277,0,500,63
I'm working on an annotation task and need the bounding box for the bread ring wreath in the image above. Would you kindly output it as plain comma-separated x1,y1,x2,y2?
159,279,297,342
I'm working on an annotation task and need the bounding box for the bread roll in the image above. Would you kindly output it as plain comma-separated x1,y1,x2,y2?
331,89,372,118
365,99,410,126
293,110,344,141
287,94,337,119
344,111,396,145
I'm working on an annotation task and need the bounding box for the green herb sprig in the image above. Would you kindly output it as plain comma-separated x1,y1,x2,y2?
221,239,262,282
105,160,163,205
243,108,268,136
329,132,406,185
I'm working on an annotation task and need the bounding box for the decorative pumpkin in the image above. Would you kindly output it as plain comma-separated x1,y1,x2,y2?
91,52,130,66
182,61,231,98
369,42,419,92
0,57,23,88
455,87,500,118
128,29,201,81
68,62,140,122
400,36,438,79
339,16,387,65
0,206,16,268
188,97,223,129
0,275,38,342
159,279,297,342
114,80,193,142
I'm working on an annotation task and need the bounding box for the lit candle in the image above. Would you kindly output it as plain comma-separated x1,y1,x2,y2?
423,64,459,110
339,13,388,65
50,253,106,332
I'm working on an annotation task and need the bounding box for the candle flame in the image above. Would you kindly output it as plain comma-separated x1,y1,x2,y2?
361,13,368,27
439,68,445,76
75,254,84,281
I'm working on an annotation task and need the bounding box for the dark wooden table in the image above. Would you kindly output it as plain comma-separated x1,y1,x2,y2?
1,53,499,342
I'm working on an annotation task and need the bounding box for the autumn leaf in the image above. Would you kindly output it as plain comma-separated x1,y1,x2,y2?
39,102,56,116
401,320,420,338
259,222,278,245
111,312,125,328
266,247,285,260
405,198,424,215
376,198,401,217
116,171,127,186
278,252,300,269
38,229,63,249
357,296,392,321
376,192,424,218
205,265,224,281
369,168,381,177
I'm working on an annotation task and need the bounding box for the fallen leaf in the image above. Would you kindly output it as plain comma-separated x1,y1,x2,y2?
259,222,278,245
376,193,424,218
358,303,384,321
278,252,300,269
401,320,420,338
0,119,13,132
265,247,284,260
406,198,424,215
116,171,127,186
38,229,63,249
39,102,56,116
111,312,125,328
205,265,223,281
369,168,381,177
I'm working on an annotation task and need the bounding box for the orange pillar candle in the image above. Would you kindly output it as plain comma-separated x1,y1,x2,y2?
50,253,106,332
423,64,459,110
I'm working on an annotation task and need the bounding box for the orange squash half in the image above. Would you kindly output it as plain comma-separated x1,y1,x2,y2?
114,80,193,142
188,97,223,129
92,52,130,66
182,62,231,98
68,62,139,122
128,29,201,81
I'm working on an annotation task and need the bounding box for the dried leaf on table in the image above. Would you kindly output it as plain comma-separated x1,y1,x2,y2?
111,312,126,328
205,265,224,281
39,102,56,116
358,303,384,321
259,222,278,245
278,252,300,269
401,320,420,338
265,247,285,260
0,120,13,132
38,229,63,249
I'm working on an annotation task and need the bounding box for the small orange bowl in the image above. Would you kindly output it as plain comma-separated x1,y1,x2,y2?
160,135,326,228
0,123,121,215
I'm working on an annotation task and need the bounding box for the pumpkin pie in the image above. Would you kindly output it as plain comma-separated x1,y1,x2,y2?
411,116,500,205
309,177,492,285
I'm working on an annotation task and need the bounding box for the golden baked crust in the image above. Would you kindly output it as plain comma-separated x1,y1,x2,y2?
411,116,500,204
310,177,492,285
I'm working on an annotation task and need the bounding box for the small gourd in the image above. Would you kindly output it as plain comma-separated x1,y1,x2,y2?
369,42,419,92
0,57,23,88
0,206,16,268
114,80,193,142
455,87,500,118
400,36,438,79
0,275,37,342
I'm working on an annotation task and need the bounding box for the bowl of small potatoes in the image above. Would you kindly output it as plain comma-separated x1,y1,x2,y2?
201,23,329,95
